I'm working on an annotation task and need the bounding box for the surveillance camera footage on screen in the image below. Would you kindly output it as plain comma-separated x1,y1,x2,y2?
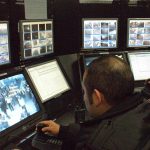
83,19,118,49
20,20,53,60
0,22,10,65
0,74,40,132
128,19,150,47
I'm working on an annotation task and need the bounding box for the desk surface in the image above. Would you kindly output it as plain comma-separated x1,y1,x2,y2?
3,109,89,150
56,110,75,125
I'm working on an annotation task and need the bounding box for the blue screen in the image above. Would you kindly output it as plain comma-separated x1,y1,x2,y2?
0,22,10,65
0,74,40,132
84,54,124,66
85,56,99,66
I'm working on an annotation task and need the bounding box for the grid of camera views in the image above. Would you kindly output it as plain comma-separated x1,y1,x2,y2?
83,19,117,49
128,19,150,47
0,74,40,132
22,21,53,59
0,23,10,65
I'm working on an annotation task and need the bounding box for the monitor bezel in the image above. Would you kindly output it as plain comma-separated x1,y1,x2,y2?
25,59,71,103
78,52,127,79
0,70,44,147
19,19,54,60
82,18,118,51
0,21,11,66
127,50,150,82
83,51,127,68
127,18,150,48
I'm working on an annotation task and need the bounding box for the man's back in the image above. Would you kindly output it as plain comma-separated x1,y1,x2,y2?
85,93,150,150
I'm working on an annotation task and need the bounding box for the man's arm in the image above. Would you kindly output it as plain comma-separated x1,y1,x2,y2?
39,120,81,140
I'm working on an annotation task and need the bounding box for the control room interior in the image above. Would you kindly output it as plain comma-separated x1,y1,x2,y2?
0,0,150,149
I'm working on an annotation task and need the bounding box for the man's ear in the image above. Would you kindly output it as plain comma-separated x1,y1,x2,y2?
92,89,103,107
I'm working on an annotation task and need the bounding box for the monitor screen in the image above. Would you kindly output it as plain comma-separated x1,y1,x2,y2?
0,73,41,133
128,18,150,48
127,52,150,81
84,53,125,66
84,56,99,66
25,60,70,103
0,72,44,147
19,20,53,60
82,18,118,49
0,21,10,65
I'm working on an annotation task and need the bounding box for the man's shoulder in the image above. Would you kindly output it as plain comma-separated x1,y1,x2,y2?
86,100,150,150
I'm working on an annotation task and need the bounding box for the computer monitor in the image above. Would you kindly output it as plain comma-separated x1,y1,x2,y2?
82,18,118,50
19,20,53,60
127,51,150,81
25,60,70,103
127,18,150,48
0,21,10,65
0,72,44,147
83,52,126,66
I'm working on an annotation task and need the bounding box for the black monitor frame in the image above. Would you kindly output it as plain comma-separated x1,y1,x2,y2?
0,69,44,148
127,51,150,86
78,52,127,78
0,21,11,66
25,58,71,103
83,51,127,68
127,18,150,48
19,19,54,60
82,18,118,51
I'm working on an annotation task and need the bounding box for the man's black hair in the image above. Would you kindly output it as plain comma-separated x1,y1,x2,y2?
84,55,134,105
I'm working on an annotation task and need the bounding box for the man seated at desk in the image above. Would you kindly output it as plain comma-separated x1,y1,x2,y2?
36,56,150,150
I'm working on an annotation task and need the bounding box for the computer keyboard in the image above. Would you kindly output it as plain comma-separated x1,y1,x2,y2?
32,133,62,150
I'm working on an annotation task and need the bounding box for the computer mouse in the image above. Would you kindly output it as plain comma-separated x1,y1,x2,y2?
36,123,47,134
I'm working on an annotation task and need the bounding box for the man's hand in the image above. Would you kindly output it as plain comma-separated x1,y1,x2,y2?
39,120,60,136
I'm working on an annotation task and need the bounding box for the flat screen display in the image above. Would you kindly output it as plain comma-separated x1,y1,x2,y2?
0,21,10,65
0,73,40,132
82,18,118,49
84,56,99,66
84,53,125,66
26,60,70,103
128,52,150,81
19,20,53,60
128,18,150,48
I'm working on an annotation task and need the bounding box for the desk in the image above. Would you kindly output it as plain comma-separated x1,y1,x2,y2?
56,110,75,125
3,110,75,150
